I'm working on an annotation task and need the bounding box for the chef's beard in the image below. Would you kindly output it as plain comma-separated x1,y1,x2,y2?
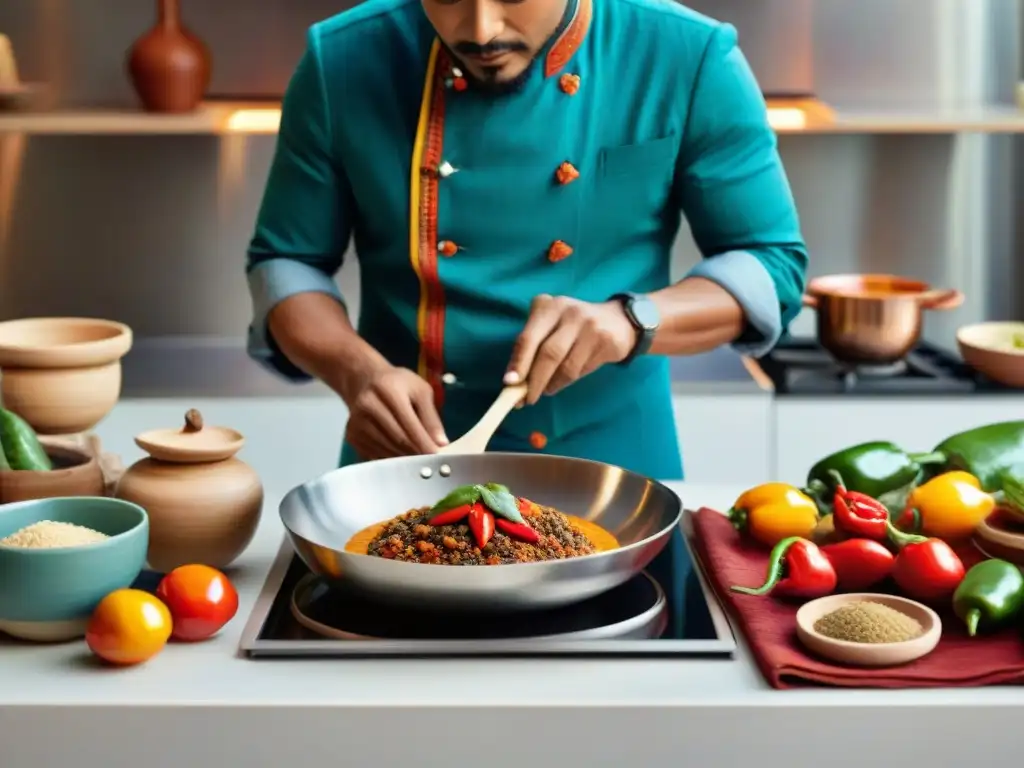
444,40,537,97
462,57,536,96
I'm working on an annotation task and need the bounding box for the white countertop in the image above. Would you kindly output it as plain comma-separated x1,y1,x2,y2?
3,401,1024,767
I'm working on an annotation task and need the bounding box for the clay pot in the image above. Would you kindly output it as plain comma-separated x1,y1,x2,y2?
127,0,211,113
114,408,263,573
0,317,133,435
0,439,105,504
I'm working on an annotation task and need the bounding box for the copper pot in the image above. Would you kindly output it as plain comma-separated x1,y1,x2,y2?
802,274,964,365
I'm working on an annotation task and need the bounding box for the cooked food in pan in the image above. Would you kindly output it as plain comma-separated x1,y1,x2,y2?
345,482,619,565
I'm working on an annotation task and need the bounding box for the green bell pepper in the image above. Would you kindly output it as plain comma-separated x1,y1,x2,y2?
0,408,52,472
952,559,1024,637
803,441,944,516
925,421,1024,493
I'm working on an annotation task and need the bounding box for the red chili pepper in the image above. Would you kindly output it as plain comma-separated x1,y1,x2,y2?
495,518,540,544
427,503,472,526
730,536,837,600
517,498,534,516
829,470,889,540
467,504,495,549
819,539,895,591
886,521,966,602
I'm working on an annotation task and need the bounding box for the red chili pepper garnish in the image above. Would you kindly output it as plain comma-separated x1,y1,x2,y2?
427,503,472,526
495,518,540,544
730,536,837,600
819,539,895,591
467,504,495,549
829,470,889,540
886,521,966,602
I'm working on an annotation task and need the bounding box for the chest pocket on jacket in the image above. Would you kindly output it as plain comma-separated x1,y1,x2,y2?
584,135,679,255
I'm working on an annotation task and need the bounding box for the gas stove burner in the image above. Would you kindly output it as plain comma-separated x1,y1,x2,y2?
758,337,1010,396
837,360,909,378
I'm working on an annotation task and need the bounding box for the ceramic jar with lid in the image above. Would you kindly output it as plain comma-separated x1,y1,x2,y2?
115,408,263,573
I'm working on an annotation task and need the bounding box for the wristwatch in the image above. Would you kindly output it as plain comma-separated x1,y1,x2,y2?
610,292,660,363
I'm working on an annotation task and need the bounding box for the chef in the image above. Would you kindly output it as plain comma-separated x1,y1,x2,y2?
245,0,808,631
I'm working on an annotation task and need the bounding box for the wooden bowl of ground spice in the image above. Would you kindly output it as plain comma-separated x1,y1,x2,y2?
795,593,941,667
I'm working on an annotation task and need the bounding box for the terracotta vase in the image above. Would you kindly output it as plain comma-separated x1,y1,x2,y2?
126,0,211,113
114,409,263,573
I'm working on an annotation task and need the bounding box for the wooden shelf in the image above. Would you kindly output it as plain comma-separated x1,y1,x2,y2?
772,104,1024,134
1,99,1023,136
0,101,281,135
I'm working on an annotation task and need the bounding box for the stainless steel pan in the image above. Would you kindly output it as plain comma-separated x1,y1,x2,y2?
279,452,681,612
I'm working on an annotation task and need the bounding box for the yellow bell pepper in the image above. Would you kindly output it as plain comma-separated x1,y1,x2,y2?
727,482,820,547
903,471,996,541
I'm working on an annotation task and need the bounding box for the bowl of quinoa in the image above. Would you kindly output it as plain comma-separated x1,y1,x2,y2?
0,496,148,642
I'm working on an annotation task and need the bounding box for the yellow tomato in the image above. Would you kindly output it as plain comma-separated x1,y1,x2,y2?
729,483,820,547
85,589,172,666
906,471,996,542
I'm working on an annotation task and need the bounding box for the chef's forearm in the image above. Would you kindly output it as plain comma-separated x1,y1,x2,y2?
267,292,391,400
647,276,746,356
646,246,805,357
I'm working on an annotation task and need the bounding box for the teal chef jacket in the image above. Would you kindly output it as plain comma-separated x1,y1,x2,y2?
246,0,808,632
247,0,808,469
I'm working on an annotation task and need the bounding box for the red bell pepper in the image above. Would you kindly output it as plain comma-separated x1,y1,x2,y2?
467,504,495,549
830,470,890,540
819,539,895,591
427,503,473,526
886,521,966,602
731,536,837,600
495,518,540,544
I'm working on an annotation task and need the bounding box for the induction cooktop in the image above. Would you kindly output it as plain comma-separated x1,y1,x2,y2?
238,511,737,659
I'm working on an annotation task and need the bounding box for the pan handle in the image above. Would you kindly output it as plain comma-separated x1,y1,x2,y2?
801,294,819,309
918,289,964,311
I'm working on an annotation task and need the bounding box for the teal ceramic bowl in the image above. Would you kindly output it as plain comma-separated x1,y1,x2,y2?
0,496,148,642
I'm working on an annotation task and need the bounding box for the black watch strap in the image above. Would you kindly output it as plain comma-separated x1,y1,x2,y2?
611,292,660,363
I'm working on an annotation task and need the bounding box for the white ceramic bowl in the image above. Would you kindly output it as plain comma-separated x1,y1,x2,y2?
957,322,1024,388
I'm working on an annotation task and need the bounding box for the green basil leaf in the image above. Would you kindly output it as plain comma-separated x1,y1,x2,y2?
477,484,524,524
431,484,480,514
484,482,510,495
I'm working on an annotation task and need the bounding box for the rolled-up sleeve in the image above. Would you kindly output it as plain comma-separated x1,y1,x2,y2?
246,25,354,380
674,23,808,358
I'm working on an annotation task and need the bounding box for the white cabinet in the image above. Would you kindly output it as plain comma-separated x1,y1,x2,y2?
672,395,773,486
773,398,1024,486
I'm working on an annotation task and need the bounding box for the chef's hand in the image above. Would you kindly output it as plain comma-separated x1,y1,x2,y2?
504,295,637,405
342,365,449,460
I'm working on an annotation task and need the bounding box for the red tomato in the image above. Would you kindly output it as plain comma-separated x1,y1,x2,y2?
155,564,239,642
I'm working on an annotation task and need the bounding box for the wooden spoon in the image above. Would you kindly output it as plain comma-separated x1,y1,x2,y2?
437,384,527,455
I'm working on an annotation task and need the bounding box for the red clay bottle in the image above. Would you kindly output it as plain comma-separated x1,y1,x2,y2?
127,0,211,113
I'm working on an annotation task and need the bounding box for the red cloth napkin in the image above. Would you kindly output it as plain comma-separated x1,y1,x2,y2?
693,507,1024,689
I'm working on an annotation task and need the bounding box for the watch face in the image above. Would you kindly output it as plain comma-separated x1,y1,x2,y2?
631,296,660,331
